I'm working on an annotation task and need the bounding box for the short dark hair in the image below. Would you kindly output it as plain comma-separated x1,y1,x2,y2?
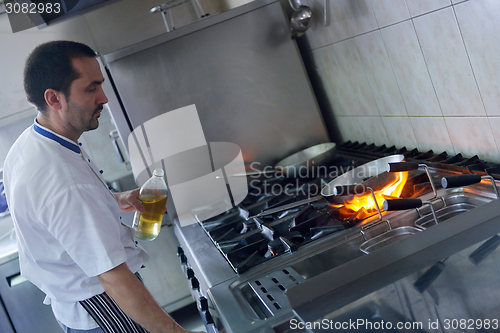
23,40,97,112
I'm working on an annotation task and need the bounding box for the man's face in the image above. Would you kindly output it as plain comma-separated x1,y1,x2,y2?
63,57,108,135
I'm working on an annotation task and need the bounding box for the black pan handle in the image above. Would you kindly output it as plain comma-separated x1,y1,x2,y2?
413,259,447,294
469,235,500,265
383,198,422,211
333,184,367,196
387,162,419,173
441,174,481,188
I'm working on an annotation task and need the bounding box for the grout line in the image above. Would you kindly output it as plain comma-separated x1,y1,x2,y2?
367,0,381,29
377,29,411,119
351,31,383,119
451,4,487,115
451,3,500,155
405,2,453,20
376,21,418,150
409,14,444,117
306,4,454,53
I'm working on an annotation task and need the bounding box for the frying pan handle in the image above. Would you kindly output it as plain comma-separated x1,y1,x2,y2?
333,184,367,196
441,174,481,188
413,259,447,294
383,198,422,211
387,162,419,172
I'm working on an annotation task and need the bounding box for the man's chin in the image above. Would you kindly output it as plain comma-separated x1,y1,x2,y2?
87,119,99,131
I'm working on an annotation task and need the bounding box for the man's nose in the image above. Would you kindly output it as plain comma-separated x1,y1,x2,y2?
98,86,109,105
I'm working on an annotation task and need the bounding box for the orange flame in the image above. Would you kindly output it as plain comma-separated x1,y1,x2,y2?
340,172,409,218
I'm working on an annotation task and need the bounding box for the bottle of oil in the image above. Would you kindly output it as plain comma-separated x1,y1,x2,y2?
132,169,168,241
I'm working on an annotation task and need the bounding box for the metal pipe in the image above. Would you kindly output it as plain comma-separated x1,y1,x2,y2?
161,10,170,32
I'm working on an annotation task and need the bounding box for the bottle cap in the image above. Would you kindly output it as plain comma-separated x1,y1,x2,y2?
153,169,165,177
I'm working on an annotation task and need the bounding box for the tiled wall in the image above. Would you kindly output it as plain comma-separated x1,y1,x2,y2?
298,0,500,162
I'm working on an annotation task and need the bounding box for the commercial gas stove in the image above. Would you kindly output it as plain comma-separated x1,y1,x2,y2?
174,142,500,333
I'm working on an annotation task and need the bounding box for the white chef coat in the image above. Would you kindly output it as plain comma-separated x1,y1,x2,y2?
3,120,149,330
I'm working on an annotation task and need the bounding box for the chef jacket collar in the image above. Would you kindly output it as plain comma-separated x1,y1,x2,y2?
33,120,81,154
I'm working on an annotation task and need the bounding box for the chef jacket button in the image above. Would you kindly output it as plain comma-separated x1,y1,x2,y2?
79,142,82,146
108,186,113,190
100,170,103,174
120,216,122,219
88,159,91,162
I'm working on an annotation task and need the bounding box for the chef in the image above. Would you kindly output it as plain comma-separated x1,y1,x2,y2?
3,40,203,333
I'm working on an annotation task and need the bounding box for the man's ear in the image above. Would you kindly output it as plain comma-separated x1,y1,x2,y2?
44,89,65,110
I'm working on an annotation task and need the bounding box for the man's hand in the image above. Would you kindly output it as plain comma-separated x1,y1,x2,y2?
114,189,145,213
98,263,205,333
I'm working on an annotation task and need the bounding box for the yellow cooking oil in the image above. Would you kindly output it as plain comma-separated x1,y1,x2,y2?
133,194,168,241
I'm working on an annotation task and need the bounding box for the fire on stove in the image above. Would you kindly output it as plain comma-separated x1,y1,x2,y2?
338,171,408,222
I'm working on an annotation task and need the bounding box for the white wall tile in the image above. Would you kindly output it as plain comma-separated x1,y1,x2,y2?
335,116,369,143
381,21,441,117
445,117,499,162
409,116,455,154
455,0,500,116
406,0,451,17
344,0,379,37
487,117,500,158
332,39,379,116
310,46,351,117
413,7,484,116
335,116,389,145
381,116,418,149
302,0,378,49
353,31,407,116
356,116,390,145
370,0,410,28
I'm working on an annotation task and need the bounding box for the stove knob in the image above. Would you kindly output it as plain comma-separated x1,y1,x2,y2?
199,296,209,311
191,277,200,290
180,254,188,264
205,310,214,325
186,268,195,279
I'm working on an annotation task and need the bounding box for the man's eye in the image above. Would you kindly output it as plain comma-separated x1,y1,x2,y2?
89,88,97,92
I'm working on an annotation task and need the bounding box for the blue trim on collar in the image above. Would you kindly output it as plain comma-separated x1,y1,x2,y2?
33,123,80,154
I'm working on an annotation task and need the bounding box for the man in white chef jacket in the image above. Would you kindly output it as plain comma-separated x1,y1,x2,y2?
3,41,203,333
